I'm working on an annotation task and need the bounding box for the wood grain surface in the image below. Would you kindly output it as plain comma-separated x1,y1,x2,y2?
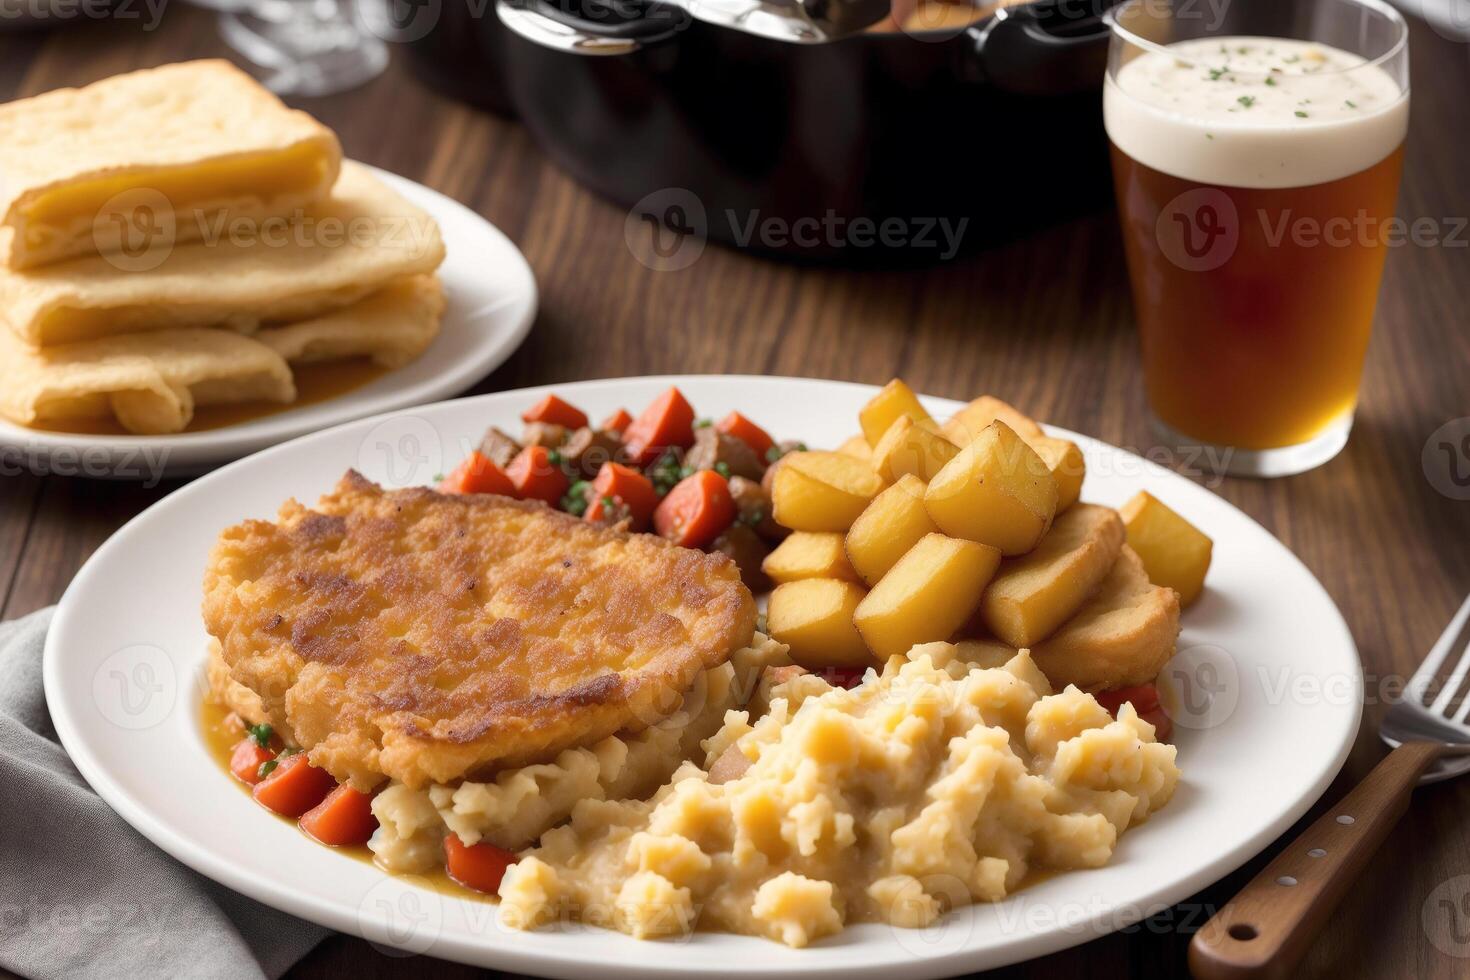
1,7,1467,978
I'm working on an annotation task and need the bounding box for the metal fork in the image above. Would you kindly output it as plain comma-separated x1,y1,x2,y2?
1191,594,1470,978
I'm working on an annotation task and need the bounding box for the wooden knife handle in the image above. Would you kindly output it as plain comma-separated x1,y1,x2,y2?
1189,741,1442,980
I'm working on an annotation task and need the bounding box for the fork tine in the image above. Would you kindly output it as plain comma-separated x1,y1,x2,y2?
1420,594,1470,713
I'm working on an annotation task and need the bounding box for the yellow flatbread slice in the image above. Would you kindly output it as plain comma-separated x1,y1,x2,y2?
0,325,294,435
0,163,444,346
255,274,446,369
0,60,341,269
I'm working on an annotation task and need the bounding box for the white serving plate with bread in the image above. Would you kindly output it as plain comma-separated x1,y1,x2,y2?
0,164,536,478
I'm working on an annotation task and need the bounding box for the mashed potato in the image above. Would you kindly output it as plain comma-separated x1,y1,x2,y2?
497,643,1178,947
368,635,790,871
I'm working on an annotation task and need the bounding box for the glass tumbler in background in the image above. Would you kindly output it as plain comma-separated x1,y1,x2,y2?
1104,0,1409,477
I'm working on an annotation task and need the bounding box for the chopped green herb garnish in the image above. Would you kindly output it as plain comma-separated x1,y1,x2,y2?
546,449,563,466
1345,99,1357,108
247,723,273,748
1206,67,1228,81
713,461,731,478
1284,55,1300,64
648,450,684,496
257,759,279,779
741,508,765,528
1264,76,1276,87
561,480,591,516
1237,95,1256,109
602,496,616,509
678,465,695,480
693,417,713,428
431,473,444,483
1205,133,1215,140
1295,110,1309,118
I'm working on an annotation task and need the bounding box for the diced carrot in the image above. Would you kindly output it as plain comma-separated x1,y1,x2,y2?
623,387,697,467
438,451,515,496
299,784,379,846
1140,706,1173,741
716,411,775,459
590,462,659,529
229,739,276,785
252,753,337,818
601,408,633,433
1094,683,1161,715
1095,683,1171,740
506,445,570,505
653,470,736,549
521,394,588,430
818,666,869,690
443,834,516,894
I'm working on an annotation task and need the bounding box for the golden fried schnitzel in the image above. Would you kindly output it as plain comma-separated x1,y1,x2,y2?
202,471,756,789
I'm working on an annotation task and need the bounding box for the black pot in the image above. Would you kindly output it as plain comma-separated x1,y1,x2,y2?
401,0,1118,262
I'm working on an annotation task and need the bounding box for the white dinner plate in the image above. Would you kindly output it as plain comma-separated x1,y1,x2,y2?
44,376,1362,978
1,165,536,480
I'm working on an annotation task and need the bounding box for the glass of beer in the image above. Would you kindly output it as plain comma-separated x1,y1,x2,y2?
1105,0,1409,476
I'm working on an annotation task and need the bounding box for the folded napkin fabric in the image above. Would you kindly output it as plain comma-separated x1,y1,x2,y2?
0,608,326,980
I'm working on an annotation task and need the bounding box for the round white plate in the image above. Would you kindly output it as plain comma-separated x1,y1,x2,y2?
45,376,1362,978
1,165,536,480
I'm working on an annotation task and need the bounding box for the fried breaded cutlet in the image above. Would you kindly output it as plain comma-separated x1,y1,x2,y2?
202,471,757,790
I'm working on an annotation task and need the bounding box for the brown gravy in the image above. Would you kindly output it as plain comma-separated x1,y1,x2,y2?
198,696,491,903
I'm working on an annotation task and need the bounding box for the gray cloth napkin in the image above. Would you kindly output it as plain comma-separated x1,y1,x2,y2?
0,608,327,980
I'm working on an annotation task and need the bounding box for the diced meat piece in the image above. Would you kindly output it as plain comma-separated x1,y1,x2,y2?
712,523,772,594
477,427,522,468
728,476,787,542
685,427,764,481
561,427,627,479
707,744,752,785
521,422,569,449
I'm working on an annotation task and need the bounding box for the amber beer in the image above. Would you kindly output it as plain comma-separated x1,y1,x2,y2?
1104,13,1410,474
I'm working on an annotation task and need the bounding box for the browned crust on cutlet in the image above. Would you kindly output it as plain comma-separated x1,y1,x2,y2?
202,470,757,789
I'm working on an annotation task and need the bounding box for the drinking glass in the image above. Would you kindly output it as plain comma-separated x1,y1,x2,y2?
1105,0,1409,476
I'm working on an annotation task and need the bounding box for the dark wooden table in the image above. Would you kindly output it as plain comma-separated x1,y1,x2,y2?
2,7,1467,978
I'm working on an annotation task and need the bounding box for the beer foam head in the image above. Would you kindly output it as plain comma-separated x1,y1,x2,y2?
1104,37,1407,189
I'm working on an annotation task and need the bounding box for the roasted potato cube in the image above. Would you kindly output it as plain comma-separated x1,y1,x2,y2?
940,395,1045,446
836,434,872,460
870,416,960,483
844,475,937,586
924,421,1058,556
854,533,1001,659
771,451,885,532
1029,436,1085,513
979,503,1124,647
767,578,874,669
762,531,859,584
1119,491,1212,607
859,379,931,447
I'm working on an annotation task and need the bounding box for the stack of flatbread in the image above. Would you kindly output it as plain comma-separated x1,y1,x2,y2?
0,60,447,435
